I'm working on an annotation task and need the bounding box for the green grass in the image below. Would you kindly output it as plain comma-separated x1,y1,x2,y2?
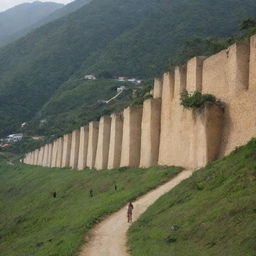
0,161,181,256
128,139,256,256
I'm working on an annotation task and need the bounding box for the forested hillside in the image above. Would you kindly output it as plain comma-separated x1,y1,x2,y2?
0,2,63,47
1,0,256,137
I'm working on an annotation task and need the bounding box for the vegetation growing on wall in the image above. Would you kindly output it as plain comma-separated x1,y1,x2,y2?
131,80,153,106
180,90,218,110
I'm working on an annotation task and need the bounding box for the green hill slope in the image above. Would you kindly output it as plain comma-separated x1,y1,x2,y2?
0,2,63,47
1,0,256,137
12,0,93,46
128,139,256,256
0,161,180,256
29,79,141,136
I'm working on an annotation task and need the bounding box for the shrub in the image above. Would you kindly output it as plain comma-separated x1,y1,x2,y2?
180,90,217,109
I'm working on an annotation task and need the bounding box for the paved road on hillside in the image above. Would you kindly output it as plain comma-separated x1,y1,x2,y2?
79,169,193,256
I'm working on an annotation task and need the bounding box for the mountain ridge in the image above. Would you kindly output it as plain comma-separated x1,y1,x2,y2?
0,0,256,137
0,1,64,47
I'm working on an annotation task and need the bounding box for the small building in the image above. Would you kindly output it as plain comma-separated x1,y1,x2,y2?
32,136,44,141
21,122,28,128
6,134,23,143
128,78,137,82
117,85,127,92
117,77,128,82
0,143,11,148
84,74,96,80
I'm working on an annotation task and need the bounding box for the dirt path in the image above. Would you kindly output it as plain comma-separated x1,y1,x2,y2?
79,169,193,256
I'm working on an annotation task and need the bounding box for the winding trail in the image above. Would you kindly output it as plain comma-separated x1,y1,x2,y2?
79,169,193,256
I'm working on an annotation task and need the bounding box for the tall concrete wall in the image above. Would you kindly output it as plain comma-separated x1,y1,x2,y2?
158,54,224,169
87,121,99,169
249,35,256,90
61,133,72,168
42,144,48,167
108,113,123,169
120,105,143,167
140,98,161,168
37,147,43,166
56,138,64,168
77,126,89,170
158,72,175,165
202,40,255,157
186,56,206,92
51,140,58,167
153,78,163,98
70,130,80,169
23,35,256,171
95,116,111,170
47,143,53,167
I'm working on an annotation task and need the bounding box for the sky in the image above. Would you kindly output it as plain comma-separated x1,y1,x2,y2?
0,0,74,12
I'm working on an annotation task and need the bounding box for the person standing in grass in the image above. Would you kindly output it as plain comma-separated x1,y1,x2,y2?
127,201,134,223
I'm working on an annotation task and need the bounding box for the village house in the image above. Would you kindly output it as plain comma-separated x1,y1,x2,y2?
84,74,96,80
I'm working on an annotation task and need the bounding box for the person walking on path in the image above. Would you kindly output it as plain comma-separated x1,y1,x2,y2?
127,201,134,223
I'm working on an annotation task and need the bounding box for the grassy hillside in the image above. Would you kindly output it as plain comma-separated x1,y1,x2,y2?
28,79,141,136
1,0,256,137
128,139,256,256
0,2,63,47
0,160,181,256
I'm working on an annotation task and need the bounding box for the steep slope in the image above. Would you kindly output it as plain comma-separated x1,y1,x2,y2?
14,0,93,45
29,79,139,136
128,139,256,256
0,2,63,47
0,0,256,137
35,0,92,26
0,161,181,256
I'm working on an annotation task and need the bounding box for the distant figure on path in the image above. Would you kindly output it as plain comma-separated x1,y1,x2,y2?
52,191,57,198
89,189,93,197
127,201,134,223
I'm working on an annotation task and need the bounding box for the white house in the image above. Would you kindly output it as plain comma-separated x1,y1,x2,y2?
6,134,23,143
84,74,96,80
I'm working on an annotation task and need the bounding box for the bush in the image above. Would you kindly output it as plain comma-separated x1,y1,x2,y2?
180,90,217,109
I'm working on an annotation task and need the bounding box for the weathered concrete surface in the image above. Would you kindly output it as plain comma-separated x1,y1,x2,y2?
202,41,255,157
42,144,49,167
61,134,72,168
186,56,205,92
87,121,99,169
78,126,89,170
23,35,256,171
95,116,111,170
227,42,249,92
158,72,175,165
188,105,224,168
108,113,123,169
153,78,163,98
56,138,64,168
47,143,53,167
37,147,44,166
120,105,143,167
174,66,186,98
33,149,39,165
140,98,161,168
51,140,58,167
249,35,256,90
70,130,80,169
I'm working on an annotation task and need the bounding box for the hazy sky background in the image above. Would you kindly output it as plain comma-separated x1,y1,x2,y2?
0,0,74,12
